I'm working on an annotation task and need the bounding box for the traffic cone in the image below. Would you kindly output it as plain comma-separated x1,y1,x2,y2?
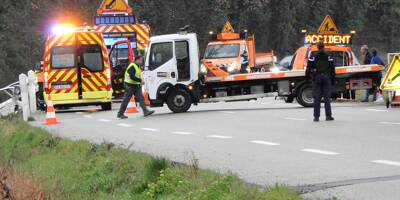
125,97,139,113
43,94,59,125
143,90,151,106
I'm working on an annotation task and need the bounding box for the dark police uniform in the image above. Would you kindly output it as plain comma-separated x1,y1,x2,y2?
306,50,335,120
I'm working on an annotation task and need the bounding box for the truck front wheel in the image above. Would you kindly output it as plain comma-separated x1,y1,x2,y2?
167,89,192,113
296,84,314,107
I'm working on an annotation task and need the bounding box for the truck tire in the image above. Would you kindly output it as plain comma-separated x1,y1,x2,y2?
296,84,314,107
167,89,192,113
101,102,112,111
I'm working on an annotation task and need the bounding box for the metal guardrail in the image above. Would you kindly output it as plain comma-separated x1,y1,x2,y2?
0,82,21,116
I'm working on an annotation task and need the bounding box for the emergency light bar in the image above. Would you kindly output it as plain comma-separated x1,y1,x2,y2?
304,34,353,45
95,15,135,25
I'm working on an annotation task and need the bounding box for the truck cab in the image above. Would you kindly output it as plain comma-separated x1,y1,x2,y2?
143,33,199,112
201,22,275,79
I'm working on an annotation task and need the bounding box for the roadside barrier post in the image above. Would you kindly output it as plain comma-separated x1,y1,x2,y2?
28,70,37,113
19,73,30,121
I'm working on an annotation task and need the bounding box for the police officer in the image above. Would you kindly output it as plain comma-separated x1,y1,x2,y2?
117,54,154,119
306,42,335,122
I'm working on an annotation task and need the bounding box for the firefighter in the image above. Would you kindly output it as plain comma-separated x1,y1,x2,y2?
306,42,335,122
117,54,154,119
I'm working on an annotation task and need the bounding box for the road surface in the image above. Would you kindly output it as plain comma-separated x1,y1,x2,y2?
31,98,400,200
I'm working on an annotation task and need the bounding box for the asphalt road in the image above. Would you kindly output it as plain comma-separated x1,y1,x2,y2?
30,98,400,200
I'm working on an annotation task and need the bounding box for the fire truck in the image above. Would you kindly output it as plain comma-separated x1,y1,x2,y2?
202,22,276,77
121,15,382,113
92,0,150,97
35,0,150,109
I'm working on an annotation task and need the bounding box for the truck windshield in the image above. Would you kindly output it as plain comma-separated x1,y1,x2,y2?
310,51,350,67
205,44,240,59
51,46,75,69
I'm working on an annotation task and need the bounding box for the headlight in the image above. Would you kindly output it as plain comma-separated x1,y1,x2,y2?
200,64,207,74
271,67,280,73
228,62,237,72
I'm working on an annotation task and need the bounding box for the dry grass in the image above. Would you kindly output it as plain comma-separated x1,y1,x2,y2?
0,166,46,200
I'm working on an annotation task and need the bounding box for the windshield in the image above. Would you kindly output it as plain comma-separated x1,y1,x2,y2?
310,51,350,67
205,44,240,59
51,46,75,69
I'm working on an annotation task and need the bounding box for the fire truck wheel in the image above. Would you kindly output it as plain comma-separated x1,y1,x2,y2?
167,89,192,113
101,102,112,111
296,84,314,107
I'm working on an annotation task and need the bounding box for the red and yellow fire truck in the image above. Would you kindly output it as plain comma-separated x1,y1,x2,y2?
42,27,113,110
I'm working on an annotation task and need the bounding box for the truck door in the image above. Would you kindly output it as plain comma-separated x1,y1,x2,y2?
48,45,79,101
109,41,134,97
143,41,176,99
79,44,109,99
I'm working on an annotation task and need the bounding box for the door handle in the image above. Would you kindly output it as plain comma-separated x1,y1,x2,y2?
83,75,91,78
171,72,176,78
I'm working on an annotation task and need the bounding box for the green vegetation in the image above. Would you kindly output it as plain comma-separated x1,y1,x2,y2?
0,118,302,200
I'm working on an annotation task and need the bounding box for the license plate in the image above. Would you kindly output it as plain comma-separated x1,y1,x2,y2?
52,83,71,90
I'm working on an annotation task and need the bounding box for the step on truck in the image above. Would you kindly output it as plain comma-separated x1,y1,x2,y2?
117,16,383,113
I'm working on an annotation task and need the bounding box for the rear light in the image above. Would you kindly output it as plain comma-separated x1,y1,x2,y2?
106,69,111,85
44,72,49,89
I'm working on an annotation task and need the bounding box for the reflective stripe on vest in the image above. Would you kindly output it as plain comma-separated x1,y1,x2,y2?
124,63,142,85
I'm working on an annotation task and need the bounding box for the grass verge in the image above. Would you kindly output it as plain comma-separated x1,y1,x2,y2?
0,117,302,200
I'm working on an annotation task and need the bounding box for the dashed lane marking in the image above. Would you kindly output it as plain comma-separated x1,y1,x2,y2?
219,111,235,114
367,109,387,112
171,131,194,135
372,160,400,167
75,112,84,114
378,122,400,125
141,128,159,132
98,119,111,122
285,117,306,121
83,115,93,118
207,135,232,139
301,149,340,155
250,140,280,146
117,123,132,128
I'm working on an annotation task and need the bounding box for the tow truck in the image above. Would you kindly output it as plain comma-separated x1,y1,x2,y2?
202,22,276,77
114,16,384,113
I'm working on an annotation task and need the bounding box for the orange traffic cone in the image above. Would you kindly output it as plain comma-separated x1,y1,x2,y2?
43,94,59,125
125,97,139,113
143,90,151,106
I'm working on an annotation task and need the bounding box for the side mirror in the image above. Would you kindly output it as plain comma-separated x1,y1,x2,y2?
34,62,43,72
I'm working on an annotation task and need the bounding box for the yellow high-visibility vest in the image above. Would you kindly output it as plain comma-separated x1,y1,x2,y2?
124,63,142,85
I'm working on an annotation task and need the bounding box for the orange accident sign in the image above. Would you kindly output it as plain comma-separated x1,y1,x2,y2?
381,56,400,90
222,22,235,33
305,34,352,45
97,0,133,15
318,15,338,34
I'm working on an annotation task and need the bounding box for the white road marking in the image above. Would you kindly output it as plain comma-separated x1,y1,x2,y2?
285,117,306,121
367,109,387,112
83,115,93,118
117,123,132,128
372,160,400,167
378,122,400,125
75,112,84,114
219,111,235,114
250,140,280,146
207,135,232,139
171,131,194,135
301,149,340,155
141,128,159,132
98,119,111,122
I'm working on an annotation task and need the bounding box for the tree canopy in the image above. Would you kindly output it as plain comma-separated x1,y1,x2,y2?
0,0,399,87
